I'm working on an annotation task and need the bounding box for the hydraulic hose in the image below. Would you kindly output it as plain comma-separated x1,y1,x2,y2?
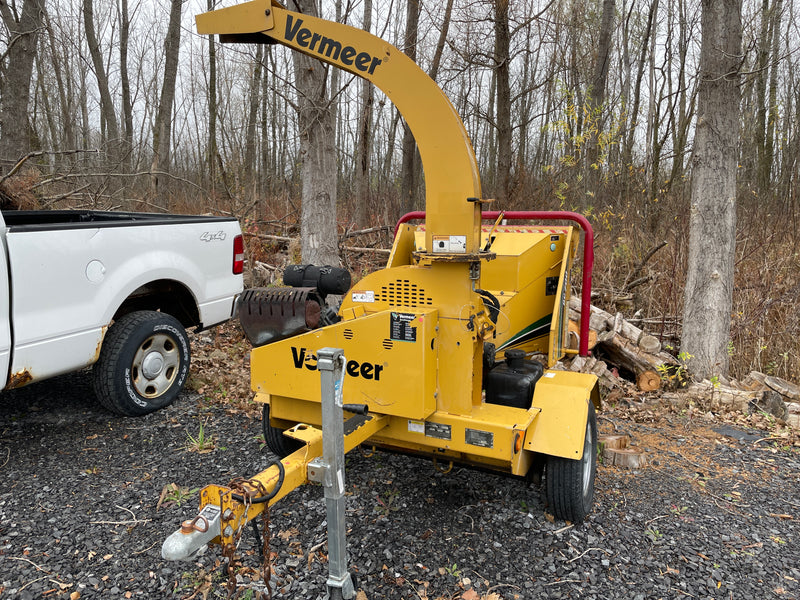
231,458,286,504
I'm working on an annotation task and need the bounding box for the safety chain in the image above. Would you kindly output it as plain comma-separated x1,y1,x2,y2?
223,478,273,600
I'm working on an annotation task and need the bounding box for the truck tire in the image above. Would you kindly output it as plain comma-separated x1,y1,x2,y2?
262,404,302,457
93,310,191,416
545,402,597,523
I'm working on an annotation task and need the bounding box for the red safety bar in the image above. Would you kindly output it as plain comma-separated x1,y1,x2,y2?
395,210,594,357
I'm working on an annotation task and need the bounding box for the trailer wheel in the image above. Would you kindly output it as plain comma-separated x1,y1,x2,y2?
262,404,303,457
545,402,597,523
93,310,190,416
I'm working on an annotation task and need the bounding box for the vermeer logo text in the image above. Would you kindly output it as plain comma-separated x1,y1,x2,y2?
284,15,382,75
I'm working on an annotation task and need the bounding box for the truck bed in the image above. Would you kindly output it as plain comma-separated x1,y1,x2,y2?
2,210,237,231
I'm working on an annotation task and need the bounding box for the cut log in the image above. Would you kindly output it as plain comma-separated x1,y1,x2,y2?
598,434,628,450
787,403,800,429
568,297,658,350
568,304,611,334
567,354,623,390
637,370,661,392
568,319,598,350
603,447,648,469
596,332,678,391
764,375,800,401
680,380,771,414
741,371,768,390
638,335,661,354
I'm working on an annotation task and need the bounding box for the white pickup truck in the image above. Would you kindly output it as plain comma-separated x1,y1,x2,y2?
0,209,244,416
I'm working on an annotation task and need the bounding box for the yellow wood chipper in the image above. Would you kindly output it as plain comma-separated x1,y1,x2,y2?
163,1,601,596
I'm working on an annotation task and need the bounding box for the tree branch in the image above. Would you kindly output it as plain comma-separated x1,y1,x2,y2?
0,149,99,185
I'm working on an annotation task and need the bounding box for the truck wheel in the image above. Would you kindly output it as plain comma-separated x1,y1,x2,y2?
93,310,191,416
545,402,597,523
262,404,302,457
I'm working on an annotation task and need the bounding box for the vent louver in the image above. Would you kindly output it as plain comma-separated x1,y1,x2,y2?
375,280,433,308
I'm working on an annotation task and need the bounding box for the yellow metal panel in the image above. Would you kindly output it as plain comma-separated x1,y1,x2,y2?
387,224,416,268
340,305,366,321
269,396,320,426
369,402,535,460
338,262,486,415
251,309,439,420
474,226,573,358
548,229,574,367
523,370,597,459
195,1,273,34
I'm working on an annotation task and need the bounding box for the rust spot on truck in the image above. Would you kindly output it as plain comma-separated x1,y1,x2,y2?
5,369,33,390
94,325,109,362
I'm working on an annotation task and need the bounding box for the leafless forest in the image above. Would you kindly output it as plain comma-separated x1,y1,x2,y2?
0,0,799,381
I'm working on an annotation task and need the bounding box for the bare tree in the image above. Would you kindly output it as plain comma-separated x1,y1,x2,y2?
83,0,120,155
585,0,615,193
400,0,421,214
353,0,374,226
621,0,658,171
289,0,339,266
150,0,183,206
493,0,512,204
207,0,219,194
119,0,133,170
681,0,742,379
0,0,46,170
428,0,453,83
244,45,264,197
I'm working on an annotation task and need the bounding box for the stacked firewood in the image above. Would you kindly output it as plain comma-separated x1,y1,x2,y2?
661,372,800,427
565,297,680,392
565,297,800,428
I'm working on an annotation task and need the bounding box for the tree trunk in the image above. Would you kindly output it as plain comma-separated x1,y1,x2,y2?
83,0,119,156
207,0,218,194
622,0,658,170
754,0,770,196
494,0,512,205
681,0,742,379
244,45,264,198
289,0,340,267
44,6,75,160
119,0,133,170
765,0,782,194
354,0,374,226
150,0,183,207
428,0,453,83
0,0,46,171
400,0,421,214
585,0,615,193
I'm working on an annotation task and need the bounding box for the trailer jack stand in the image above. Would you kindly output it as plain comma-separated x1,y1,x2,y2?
311,347,361,600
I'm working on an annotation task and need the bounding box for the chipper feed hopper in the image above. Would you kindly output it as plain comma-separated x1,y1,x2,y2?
164,0,601,595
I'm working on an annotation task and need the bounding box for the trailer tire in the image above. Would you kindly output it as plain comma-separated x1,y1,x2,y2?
262,404,303,457
545,402,597,523
93,311,190,416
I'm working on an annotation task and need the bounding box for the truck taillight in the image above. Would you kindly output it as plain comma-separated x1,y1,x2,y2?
233,234,244,274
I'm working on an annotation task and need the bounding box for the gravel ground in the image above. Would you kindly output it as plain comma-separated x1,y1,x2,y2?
1,372,800,600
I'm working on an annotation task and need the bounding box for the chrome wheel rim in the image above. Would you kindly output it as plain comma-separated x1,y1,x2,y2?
132,333,180,398
582,418,594,498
